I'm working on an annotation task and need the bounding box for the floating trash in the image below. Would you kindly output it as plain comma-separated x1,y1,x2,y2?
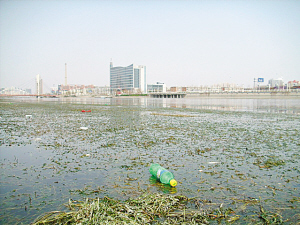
81,110,91,112
149,163,177,187
25,115,33,120
208,162,220,164
80,127,88,130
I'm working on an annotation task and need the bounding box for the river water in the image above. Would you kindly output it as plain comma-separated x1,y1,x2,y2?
17,96,300,114
0,97,299,224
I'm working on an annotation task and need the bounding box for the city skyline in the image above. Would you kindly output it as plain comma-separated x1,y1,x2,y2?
0,1,299,89
1,69,299,95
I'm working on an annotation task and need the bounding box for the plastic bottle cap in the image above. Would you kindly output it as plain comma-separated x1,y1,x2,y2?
170,179,177,187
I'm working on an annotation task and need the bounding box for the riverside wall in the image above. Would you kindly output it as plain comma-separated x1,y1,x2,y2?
185,91,300,99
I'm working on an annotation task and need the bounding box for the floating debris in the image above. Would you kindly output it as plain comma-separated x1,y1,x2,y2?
149,163,177,187
25,115,32,120
32,193,214,225
79,127,88,130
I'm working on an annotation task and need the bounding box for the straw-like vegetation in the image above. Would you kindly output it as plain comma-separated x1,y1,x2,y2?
32,192,238,225
32,192,289,224
32,193,202,225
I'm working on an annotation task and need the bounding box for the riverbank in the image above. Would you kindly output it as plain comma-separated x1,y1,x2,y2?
113,91,300,99
1,91,300,100
186,91,300,99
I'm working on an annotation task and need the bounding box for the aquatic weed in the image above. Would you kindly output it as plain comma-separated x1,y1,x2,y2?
33,193,246,224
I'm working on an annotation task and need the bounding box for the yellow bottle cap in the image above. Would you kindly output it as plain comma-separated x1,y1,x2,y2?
170,179,177,187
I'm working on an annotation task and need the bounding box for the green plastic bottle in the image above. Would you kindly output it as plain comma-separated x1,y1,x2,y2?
149,163,177,187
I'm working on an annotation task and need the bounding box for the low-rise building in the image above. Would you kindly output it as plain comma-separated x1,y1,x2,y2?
147,82,166,93
268,78,284,89
288,80,300,88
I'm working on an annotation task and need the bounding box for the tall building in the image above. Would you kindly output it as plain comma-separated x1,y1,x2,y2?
36,74,43,95
110,62,146,94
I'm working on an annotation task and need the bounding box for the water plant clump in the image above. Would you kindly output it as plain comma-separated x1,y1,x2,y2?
32,193,289,224
32,193,211,225
253,156,286,168
263,158,286,168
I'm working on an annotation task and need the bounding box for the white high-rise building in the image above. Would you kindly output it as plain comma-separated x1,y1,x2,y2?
36,74,43,95
110,62,146,94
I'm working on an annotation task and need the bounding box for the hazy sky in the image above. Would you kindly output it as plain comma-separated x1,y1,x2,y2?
1,0,299,91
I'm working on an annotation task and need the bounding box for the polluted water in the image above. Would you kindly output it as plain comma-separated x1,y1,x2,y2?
0,97,299,224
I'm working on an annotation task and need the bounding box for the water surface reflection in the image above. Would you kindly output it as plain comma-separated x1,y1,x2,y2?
5,96,299,114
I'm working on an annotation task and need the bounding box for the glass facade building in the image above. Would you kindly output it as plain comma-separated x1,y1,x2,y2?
110,63,146,94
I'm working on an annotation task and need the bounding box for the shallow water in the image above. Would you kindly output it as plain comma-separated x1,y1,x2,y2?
0,97,299,224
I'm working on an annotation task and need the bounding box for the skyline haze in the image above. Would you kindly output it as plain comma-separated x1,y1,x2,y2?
0,0,299,91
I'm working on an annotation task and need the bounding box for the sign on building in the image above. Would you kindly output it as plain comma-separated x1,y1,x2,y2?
258,78,264,82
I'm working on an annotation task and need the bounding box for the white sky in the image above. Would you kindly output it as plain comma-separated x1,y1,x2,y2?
0,0,299,91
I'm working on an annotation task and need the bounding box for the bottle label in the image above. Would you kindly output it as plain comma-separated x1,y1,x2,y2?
157,169,162,178
157,169,167,179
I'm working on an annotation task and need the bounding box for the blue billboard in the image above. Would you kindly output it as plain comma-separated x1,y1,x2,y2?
258,78,264,82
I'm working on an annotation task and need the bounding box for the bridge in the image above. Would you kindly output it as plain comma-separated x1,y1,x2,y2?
148,93,186,98
1,75,57,97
